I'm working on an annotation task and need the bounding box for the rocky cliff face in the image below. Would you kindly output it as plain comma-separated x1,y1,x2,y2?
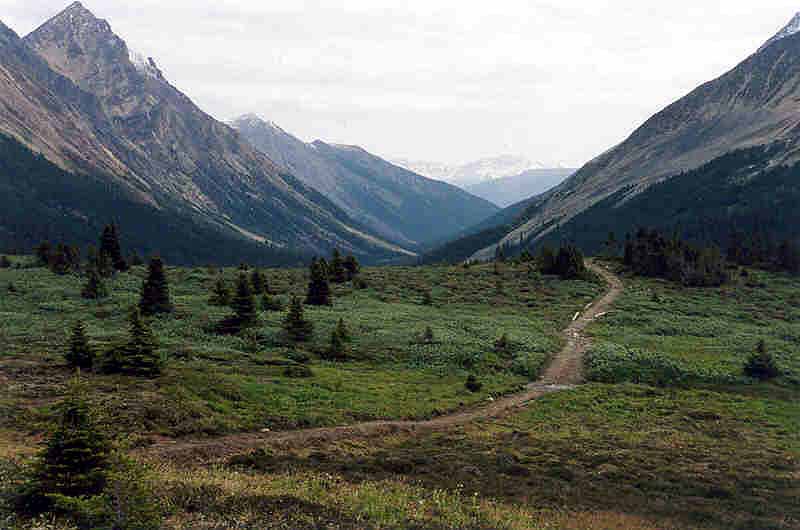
472,15,800,260
0,2,409,259
232,114,499,247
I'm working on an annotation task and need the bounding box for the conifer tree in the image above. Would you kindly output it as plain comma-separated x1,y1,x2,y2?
329,249,347,284
81,267,109,300
65,321,94,369
283,296,313,342
335,318,351,342
422,289,433,306
0,255,10,268
744,340,780,380
343,255,360,280
99,224,128,272
209,275,231,306
105,309,162,376
24,377,110,511
250,269,266,295
322,328,347,361
35,241,52,267
232,273,258,327
306,258,332,306
139,257,172,316
261,292,283,312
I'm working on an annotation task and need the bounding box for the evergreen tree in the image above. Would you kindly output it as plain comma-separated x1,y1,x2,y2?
0,255,10,268
329,249,348,284
422,326,435,344
49,244,72,275
139,257,172,316
322,328,347,361
35,241,52,267
232,273,258,327
99,224,128,272
65,321,94,369
343,255,360,280
422,289,433,306
250,269,266,295
465,374,482,393
335,318,351,342
23,377,110,511
81,267,109,300
261,292,283,312
283,296,313,342
209,275,231,306
777,239,800,274
744,340,780,380
105,309,162,376
306,258,332,306
537,246,557,274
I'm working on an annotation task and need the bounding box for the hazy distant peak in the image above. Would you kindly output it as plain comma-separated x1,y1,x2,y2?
231,113,288,134
759,12,800,52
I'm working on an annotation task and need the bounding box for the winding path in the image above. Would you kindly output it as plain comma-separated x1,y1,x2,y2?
141,260,622,464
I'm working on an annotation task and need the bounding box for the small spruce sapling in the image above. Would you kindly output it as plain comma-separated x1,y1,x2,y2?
66,321,94,369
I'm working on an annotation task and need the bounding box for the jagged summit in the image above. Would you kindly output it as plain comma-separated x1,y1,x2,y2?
759,12,800,52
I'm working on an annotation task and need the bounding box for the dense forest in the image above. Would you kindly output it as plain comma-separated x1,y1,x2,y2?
0,134,310,266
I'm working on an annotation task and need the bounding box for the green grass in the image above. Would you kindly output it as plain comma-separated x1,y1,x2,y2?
232,383,799,530
587,266,800,390
0,261,601,437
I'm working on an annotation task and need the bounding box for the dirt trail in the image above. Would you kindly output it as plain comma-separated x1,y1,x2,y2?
141,261,622,464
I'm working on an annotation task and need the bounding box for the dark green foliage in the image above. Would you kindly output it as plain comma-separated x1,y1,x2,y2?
0,255,10,268
44,243,81,276
65,321,94,370
232,273,258,327
537,244,586,280
284,364,314,378
283,296,313,342
533,144,800,270
218,274,259,334
353,276,368,290
623,229,728,287
35,241,51,266
261,292,284,312
0,133,309,267
422,326,435,344
81,267,109,300
18,378,110,513
465,374,482,393
329,249,348,284
335,318,351,342
744,340,780,381
209,275,231,306
322,329,347,361
104,309,162,377
343,255,360,280
99,224,128,273
777,239,800,275
306,258,332,306
139,257,172,316
250,269,266,295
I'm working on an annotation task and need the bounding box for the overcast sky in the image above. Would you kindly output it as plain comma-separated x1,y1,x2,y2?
2,1,799,166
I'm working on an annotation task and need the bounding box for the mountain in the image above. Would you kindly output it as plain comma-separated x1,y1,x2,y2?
231,114,499,248
464,168,575,207
465,12,800,261
0,2,411,264
393,155,562,188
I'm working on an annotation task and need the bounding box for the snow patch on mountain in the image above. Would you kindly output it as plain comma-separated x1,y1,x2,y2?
393,155,566,187
128,48,162,79
759,12,800,52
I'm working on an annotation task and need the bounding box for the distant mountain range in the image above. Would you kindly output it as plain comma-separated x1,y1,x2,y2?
0,2,496,264
393,156,569,188
230,115,498,249
464,168,575,208
427,11,800,263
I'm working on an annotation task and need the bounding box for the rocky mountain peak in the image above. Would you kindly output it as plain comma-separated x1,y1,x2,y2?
759,12,800,52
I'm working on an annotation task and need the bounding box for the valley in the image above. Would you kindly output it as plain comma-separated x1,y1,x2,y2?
0,2,799,529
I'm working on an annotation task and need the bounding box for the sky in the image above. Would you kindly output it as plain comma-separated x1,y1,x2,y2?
1,1,799,167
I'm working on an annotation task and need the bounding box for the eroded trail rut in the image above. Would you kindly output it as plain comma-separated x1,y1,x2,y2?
142,261,622,464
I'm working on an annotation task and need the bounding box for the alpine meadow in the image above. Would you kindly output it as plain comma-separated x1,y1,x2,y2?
0,3,798,530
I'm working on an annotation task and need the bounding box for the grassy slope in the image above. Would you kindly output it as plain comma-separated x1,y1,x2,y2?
0,260,600,438
2,261,798,529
